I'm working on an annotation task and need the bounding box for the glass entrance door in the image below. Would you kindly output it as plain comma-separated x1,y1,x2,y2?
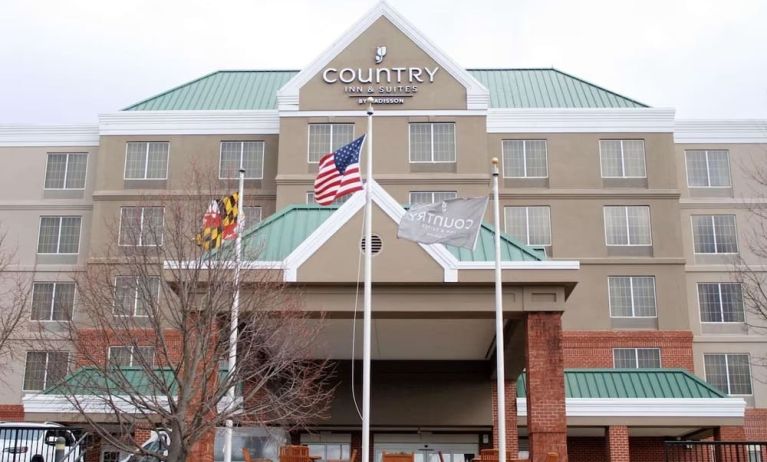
374,436,478,462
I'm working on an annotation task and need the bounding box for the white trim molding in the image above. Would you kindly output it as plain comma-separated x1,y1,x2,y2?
0,125,99,147
516,397,745,418
23,393,170,414
486,108,676,133
98,110,280,135
276,1,489,111
675,119,767,144
279,110,488,118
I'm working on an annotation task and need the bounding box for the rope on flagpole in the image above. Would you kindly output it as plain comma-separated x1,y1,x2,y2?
491,157,507,462
362,96,374,462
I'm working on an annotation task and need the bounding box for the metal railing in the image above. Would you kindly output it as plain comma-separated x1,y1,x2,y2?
665,441,767,462
0,426,88,462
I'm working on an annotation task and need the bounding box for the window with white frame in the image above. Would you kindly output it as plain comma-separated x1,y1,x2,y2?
113,276,160,316
124,142,169,179
608,276,657,317
37,216,81,254
306,192,351,205
219,141,264,179
119,207,164,246
504,206,552,248
692,215,738,254
242,206,263,227
23,351,69,391
31,282,74,321
408,191,458,204
502,140,548,178
603,206,651,246
698,283,744,323
44,153,87,189
308,124,354,163
409,123,456,163
704,353,752,395
613,348,661,368
686,150,731,187
600,140,646,178
108,346,155,367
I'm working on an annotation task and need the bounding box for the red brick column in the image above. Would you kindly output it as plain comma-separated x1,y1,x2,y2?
606,426,629,462
491,380,519,457
525,312,568,462
189,429,215,462
0,404,24,420
713,426,747,462
84,436,102,462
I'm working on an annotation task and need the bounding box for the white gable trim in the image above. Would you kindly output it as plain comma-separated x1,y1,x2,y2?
276,1,489,111
674,119,767,144
0,124,99,147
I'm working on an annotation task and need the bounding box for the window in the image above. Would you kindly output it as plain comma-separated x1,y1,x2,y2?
613,348,661,368
23,351,68,391
698,283,744,323
692,215,738,254
119,207,164,246
704,353,752,395
243,206,262,226
408,191,458,204
600,140,646,178
409,123,456,163
114,276,160,316
124,142,169,179
101,451,120,462
308,124,354,163
603,206,651,246
44,153,87,189
502,140,547,178
504,206,552,248
306,444,351,462
306,192,351,205
219,141,264,179
608,276,657,317
686,150,731,187
37,216,81,254
108,346,155,367
31,282,74,321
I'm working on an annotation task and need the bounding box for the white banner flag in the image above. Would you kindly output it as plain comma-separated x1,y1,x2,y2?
397,197,488,250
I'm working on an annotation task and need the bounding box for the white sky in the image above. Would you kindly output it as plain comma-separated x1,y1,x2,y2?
1,0,766,124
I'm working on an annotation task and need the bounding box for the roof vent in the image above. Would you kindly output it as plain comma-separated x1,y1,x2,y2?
360,234,383,256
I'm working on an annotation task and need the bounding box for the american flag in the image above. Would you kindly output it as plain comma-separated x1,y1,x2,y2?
313,135,365,206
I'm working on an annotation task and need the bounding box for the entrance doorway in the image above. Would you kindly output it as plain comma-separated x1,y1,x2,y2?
374,434,479,462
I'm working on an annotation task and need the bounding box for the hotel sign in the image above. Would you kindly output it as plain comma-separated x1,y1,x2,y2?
321,46,439,105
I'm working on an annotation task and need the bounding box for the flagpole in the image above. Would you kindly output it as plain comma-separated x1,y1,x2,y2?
224,167,245,462
491,158,507,462
362,97,374,462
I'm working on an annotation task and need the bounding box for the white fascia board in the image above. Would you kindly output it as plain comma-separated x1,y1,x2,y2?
279,110,488,118
457,260,580,270
486,108,676,133
0,124,99,147
674,119,767,144
23,393,170,414
276,2,488,111
98,110,280,135
516,397,745,418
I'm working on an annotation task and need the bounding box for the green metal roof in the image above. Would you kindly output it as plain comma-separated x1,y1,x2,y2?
446,223,545,262
44,367,177,395
517,369,727,399
123,69,645,111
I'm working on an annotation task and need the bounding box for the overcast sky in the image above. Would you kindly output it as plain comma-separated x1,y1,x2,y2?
1,0,766,124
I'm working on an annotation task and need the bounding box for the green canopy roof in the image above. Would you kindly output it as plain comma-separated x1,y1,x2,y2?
44,366,178,395
517,369,727,399
124,69,646,111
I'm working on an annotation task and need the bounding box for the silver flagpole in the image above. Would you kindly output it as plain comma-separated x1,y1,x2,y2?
224,167,246,462
362,97,374,462
491,158,507,462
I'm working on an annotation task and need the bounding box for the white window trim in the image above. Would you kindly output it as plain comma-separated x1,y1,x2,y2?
123,142,169,180
607,276,658,318
697,282,745,324
107,345,154,367
36,216,82,255
408,191,458,204
43,152,87,190
307,124,355,164
703,353,753,396
599,139,647,179
22,351,69,392
219,141,265,179
503,206,552,247
690,215,739,255
603,206,653,247
31,282,75,322
501,139,549,178
684,149,732,188
112,276,158,317
118,207,165,247
243,206,263,224
612,348,662,368
408,123,457,164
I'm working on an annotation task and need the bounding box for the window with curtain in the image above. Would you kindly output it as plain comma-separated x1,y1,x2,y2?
44,153,87,189
23,351,69,391
124,142,169,179
686,150,731,187
603,206,651,245
704,354,752,395
613,348,661,368
108,346,155,367
219,141,264,179
502,140,548,178
600,140,646,177
408,191,458,204
504,206,552,247
37,216,81,254
31,282,75,321
308,124,354,163
119,207,164,246
113,276,160,316
692,215,738,253
608,276,657,317
698,283,744,323
409,123,456,163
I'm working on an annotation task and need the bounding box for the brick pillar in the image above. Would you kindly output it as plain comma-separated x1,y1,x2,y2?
713,426,747,462
0,404,24,420
525,312,568,462
84,436,102,462
606,426,629,462
491,380,519,457
189,429,215,462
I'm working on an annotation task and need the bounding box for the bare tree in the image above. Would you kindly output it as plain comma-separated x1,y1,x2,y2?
0,228,32,367
36,172,333,462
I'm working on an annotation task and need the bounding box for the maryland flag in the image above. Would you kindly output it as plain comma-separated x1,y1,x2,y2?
195,192,239,250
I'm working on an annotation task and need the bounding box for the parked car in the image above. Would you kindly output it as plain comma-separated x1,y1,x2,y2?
0,422,80,462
